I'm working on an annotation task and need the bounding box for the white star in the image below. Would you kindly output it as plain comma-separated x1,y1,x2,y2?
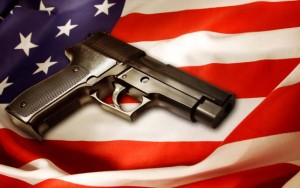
39,0,55,15
33,57,57,75
14,33,38,56
56,19,78,37
0,77,13,95
94,0,115,16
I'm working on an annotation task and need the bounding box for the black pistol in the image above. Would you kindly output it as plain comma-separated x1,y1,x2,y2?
5,32,235,140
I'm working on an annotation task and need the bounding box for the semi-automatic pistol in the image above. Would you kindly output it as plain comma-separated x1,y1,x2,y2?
5,32,235,140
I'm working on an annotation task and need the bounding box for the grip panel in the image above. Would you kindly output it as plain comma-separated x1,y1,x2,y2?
6,65,90,123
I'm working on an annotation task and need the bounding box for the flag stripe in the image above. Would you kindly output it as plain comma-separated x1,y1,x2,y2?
179,163,300,188
114,1,300,42
121,0,294,16
0,129,219,175
0,158,67,185
130,27,300,67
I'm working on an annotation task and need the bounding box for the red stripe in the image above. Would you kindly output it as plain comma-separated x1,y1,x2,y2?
0,174,31,188
37,181,138,188
112,1,300,42
0,129,219,174
223,82,300,143
36,180,137,188
180,163,300,188
0,174,136,188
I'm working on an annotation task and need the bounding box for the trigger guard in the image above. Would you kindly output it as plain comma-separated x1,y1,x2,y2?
90,90,151,121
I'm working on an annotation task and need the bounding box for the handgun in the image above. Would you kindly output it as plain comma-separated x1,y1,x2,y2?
5,32,235,140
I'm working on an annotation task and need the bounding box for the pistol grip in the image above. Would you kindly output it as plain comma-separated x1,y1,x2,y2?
5,65,90,139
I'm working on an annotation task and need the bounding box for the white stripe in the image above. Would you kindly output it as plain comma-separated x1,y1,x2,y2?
288,160,300,167
3,132,299,186
283,171,300,188
0,98,262,141
132,27,300,67
0,158,68,184
276,63,300,89
121,0,294,16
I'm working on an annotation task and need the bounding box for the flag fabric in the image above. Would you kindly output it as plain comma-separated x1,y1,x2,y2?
0,0,300,187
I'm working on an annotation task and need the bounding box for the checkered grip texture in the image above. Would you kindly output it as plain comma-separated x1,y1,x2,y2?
6,65,90,121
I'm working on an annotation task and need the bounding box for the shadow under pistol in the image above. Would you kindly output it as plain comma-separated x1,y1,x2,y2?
5,32,235,140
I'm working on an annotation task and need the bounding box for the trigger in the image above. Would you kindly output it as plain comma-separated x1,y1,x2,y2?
112,83,126,110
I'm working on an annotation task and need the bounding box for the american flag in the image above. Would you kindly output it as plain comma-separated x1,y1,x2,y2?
0,0,300,187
